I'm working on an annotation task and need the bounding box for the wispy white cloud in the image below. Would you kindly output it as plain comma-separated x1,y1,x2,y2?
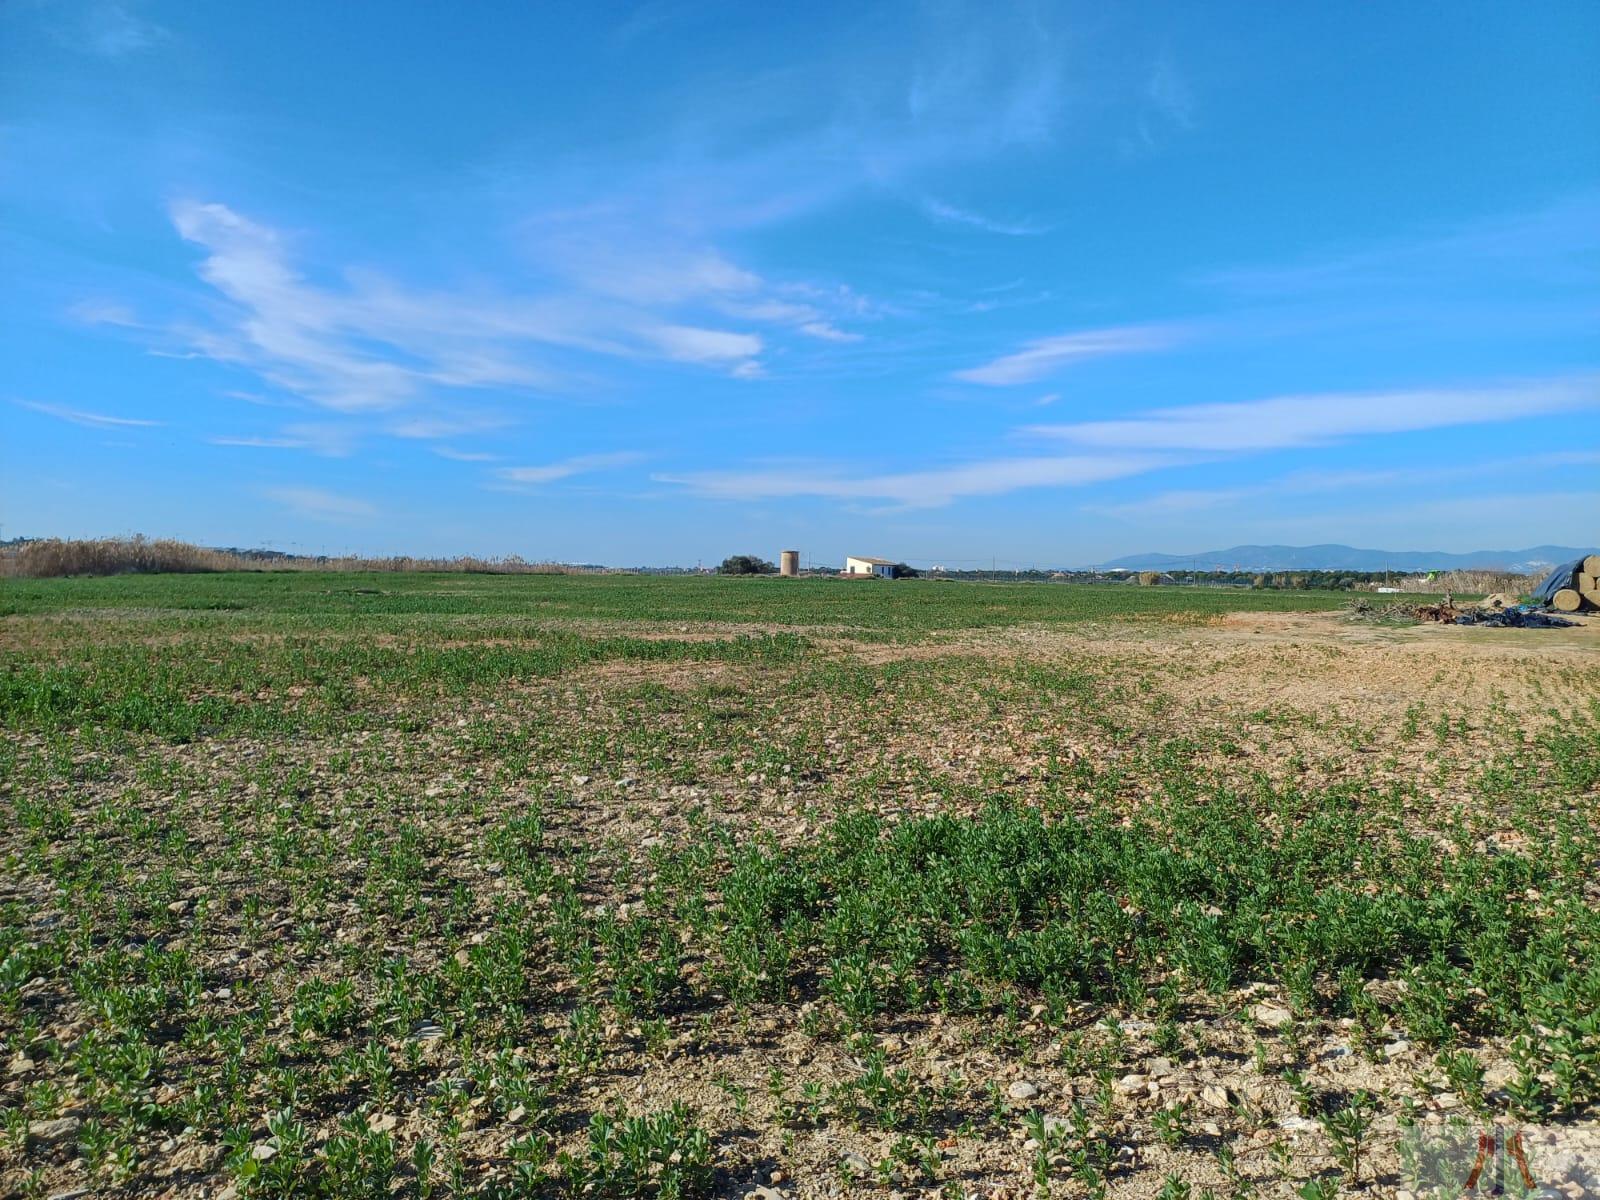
661,373,1600,514
432,446,500,462
660,452,1174,510
798,321,863,343
1117,50,1198,158
16,400,161,429
386,412,514,440
956,324,1185,385
222,390,295,408
172,201,554,412
1145,52,1196,131
67,299,141,327
1198,191,1600,299
100,4,1095,439
262,486,377,522
1027,374,1600,451
497,452,646,486
208,435,308,450
918,195,1050,236
1092,449,1600,521
1091,488,1254,520
207,422,357,456
62,1,168,57
168,201,781,416
525,221,868,348
641,324,763,366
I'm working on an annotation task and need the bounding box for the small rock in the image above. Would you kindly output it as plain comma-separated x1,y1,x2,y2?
745,1189,786,1200
9,1055,37,1076
505,1105,526,1124
1115,1073,1148,1094
409,1021,445,1041
252,1143,278,1161
368,1112,396,1133
48,1190,91,1200
1383,1039,1411,1058
1279,1117,1318,1133
29,1117,81,1144
1252,1005,1293,1028
1008,1080,1039,1101
840,1150,871,1176
1201,1085,1232,1109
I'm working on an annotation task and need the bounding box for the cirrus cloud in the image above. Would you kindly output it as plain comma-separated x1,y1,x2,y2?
955,323,1186,385
1027,373,1600,451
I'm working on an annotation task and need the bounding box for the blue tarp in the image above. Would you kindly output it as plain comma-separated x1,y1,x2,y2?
1454,607,1575,628
1532,558,1585,604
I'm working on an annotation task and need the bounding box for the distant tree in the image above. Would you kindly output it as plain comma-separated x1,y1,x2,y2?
718,554,776,575
890,562,920,579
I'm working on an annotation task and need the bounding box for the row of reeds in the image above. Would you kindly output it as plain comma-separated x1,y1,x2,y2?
0,537,594,578
1361,568,1541,595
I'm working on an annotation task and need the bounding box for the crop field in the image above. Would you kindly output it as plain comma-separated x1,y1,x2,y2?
2,573,1598,1200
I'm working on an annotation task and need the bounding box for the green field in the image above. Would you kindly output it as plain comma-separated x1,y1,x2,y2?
1,574,1596,1199
1,571,1358,628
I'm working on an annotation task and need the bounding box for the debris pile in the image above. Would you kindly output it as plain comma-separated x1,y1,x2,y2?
1347,587,1583,630
1453,607,1576,629
1413,595,1459,623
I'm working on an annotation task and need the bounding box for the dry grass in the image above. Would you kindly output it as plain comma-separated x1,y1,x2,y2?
1362,569,1540,595
0,536,594,579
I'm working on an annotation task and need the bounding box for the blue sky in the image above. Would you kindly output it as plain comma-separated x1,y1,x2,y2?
4,1,1597,566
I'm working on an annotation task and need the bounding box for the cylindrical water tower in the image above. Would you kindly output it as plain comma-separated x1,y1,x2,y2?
780,550,799,577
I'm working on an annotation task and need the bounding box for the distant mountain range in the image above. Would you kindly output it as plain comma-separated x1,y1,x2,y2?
1095,544,1596,573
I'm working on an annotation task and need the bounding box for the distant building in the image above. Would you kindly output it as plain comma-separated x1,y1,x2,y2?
844,555,897,578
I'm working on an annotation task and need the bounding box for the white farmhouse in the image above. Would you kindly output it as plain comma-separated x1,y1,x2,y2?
843,555,897,578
